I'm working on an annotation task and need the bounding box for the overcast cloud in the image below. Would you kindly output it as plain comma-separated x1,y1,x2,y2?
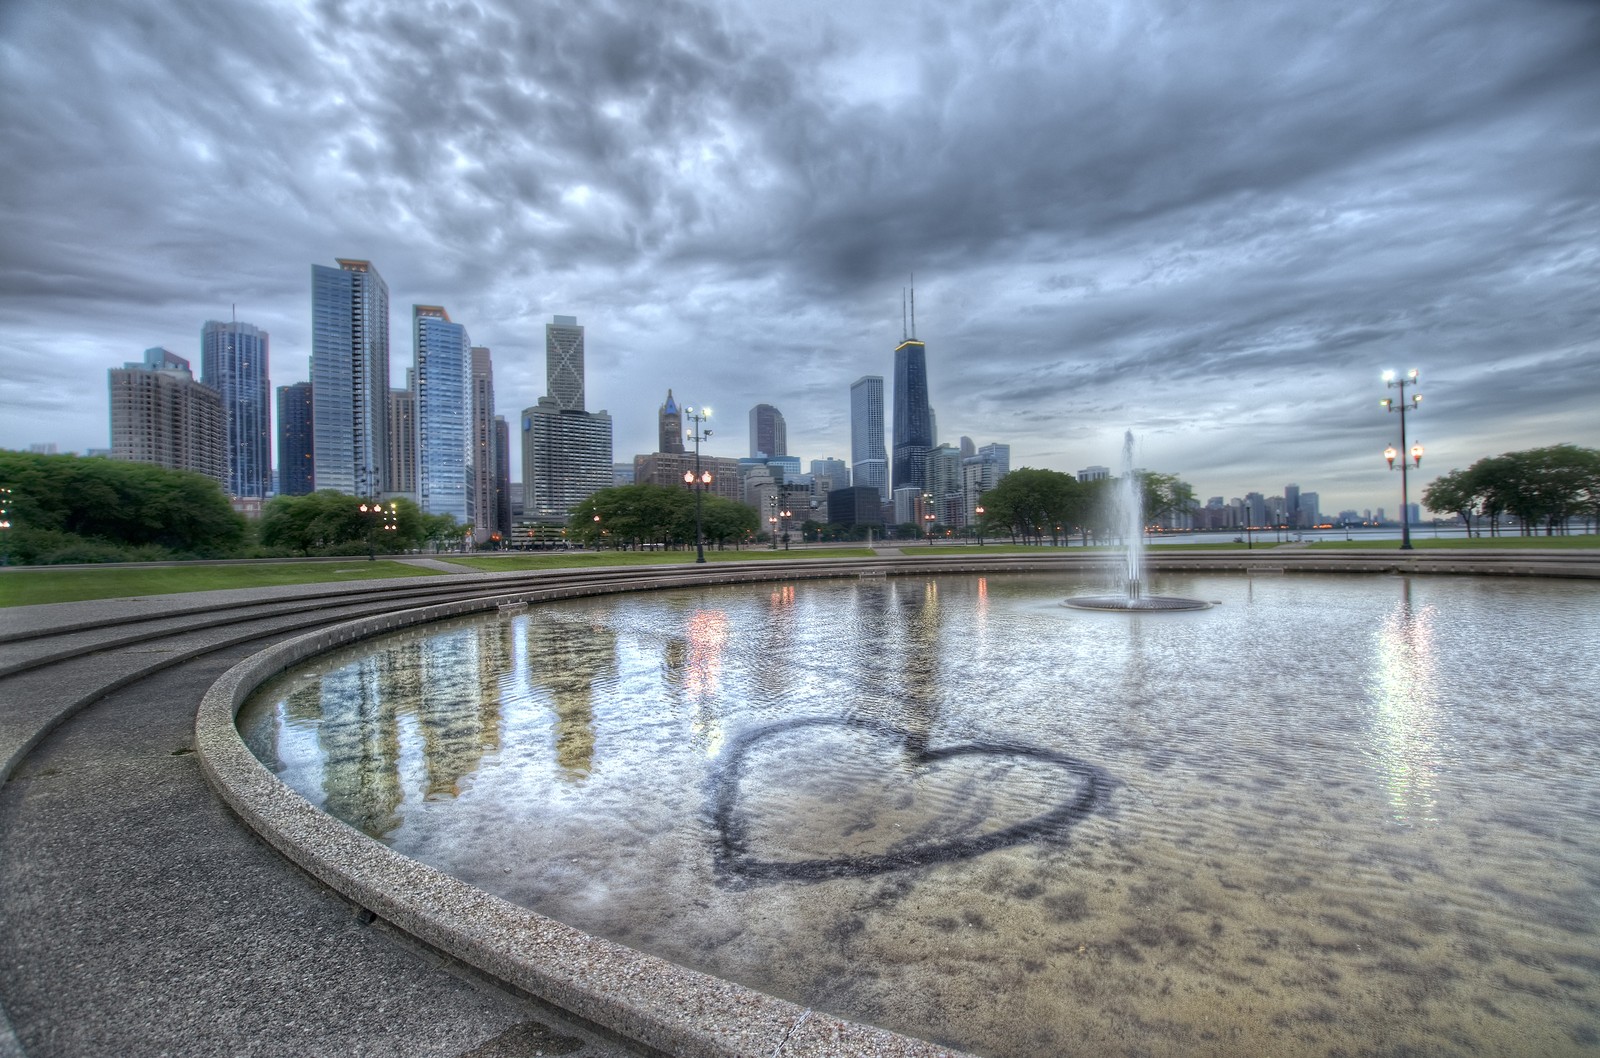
2,0,1596,514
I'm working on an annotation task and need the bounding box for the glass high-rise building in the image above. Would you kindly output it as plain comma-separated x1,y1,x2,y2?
892,337,932,492
276,381,314,496
749,403,786,459
414,305,473,523
311,258,390,497
201,320,270,498
850,375,887,503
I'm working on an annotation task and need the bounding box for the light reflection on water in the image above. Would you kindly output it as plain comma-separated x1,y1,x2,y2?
239,572,1600,1058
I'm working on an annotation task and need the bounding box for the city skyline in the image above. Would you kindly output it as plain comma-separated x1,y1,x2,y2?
2,0,1597,516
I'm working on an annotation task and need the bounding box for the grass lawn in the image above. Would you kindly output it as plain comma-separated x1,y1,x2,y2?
0,560,442,609
4,536,1593,608
442,547,874,571
1306,534,1600,550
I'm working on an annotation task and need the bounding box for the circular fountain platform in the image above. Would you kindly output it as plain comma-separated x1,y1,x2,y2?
1062,594,1211,611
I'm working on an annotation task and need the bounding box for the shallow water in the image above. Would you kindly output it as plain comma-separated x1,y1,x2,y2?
239,572,1600,1057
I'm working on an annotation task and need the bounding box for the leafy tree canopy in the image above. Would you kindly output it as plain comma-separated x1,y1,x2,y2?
0,450,245,563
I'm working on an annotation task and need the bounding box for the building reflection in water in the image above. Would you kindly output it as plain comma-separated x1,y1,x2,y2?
662,609,732,757
315,652,403,837
511,615,618,781
1369,579,1442,826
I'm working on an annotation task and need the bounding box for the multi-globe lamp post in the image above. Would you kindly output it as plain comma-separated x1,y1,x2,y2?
358,500,397,561
683,405,713,563
974,503,985,547
1380,369,1423,551
0,486,12,566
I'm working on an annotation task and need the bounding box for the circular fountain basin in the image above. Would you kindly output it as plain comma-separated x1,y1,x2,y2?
1062,593,1211,611
238,570,1600,1058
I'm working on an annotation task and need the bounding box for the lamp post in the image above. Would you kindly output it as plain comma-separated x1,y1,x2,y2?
780,506,793,550
974,503,985,547
767,494,778,549
1381,369,1422,551
358,500,397,561
0,486,12,566
683,405,713,563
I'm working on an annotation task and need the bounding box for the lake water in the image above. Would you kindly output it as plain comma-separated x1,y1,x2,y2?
239,571,1600,1057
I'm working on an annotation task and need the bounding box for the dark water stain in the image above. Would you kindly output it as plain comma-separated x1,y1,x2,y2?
709,717,1111,883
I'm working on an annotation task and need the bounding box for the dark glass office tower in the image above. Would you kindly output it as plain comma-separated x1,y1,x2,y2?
892,337,931,492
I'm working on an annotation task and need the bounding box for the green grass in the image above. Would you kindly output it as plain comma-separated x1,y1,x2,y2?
0,560,442,608
441,547,875,571
4,535,1594,608
1306,534,1600,550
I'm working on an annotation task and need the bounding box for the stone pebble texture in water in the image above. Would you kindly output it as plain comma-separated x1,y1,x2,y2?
238,572,1600,1058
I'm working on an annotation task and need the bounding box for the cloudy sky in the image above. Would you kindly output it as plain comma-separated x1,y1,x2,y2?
2,0,1596,515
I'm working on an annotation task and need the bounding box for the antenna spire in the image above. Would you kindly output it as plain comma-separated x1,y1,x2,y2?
909,273,916,339
901,288,907,342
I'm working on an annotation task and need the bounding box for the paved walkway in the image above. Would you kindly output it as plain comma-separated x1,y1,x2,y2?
0,589,644,1058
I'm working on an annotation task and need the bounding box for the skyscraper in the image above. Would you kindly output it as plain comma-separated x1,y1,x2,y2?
521,316,613,518
546,315,585,411
277,382,313,495
749,403,786,459
493,415,512,537
201,319,270,498
892,336,932,492
386,382,416,497
658,390,685,453
470,346,497,537
850,375,887,503
109,348,226,486
414,305,473,523
311,258,390,497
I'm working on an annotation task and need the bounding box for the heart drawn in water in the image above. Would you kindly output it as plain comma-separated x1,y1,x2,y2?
710,717,1111,883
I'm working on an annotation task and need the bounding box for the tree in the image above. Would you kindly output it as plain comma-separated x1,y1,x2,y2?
259,492,429,555
979,468,1087,544
1138,472,1196,530
0,450,246,563
1421,469,1481,536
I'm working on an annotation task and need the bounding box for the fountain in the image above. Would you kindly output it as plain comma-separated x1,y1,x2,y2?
1063,430,1209,611
236,571,1600,1058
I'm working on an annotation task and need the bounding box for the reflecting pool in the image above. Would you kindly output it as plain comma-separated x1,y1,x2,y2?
238,572,1600,1058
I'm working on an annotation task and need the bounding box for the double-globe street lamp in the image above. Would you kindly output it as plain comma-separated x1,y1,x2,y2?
683,405,713,563
974,503,985,547
0,486,12,566
1380,369,1423,551
358,500,397,561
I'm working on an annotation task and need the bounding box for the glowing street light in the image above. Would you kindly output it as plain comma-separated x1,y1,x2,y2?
1380,368,1422,550
974,503,986,547
358,500,397,561
683,404,713,563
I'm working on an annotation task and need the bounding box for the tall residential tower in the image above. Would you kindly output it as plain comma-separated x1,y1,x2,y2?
849,375,887,503
277,382,314,496
311,258,390,497
201,319,270,498
109,348,226,486
414,305,473,523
